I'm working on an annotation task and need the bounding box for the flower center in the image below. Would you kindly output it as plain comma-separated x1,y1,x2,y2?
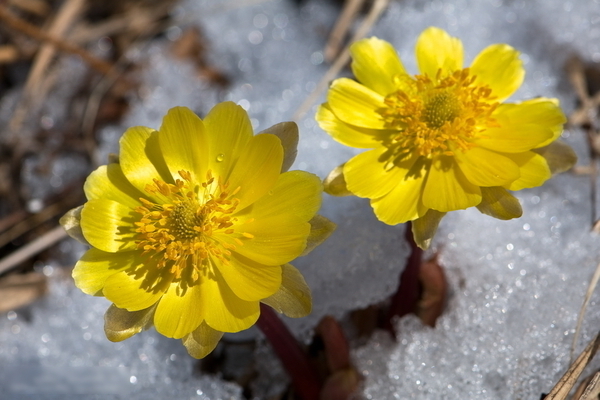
422,91,461,129
134,170,251,281
378,68,499,166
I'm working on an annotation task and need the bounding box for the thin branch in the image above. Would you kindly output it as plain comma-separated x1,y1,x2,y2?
545,331,600,400
292,0,390,122
0,4,115,77
0,226,67,275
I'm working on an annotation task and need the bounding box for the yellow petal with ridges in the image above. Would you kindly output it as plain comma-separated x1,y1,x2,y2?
119,126,172,195
203,101,253,180
350,37,407,96
345,148,419,199
416,27,463,80
104,303,156,342
258,122,299,173
422,157,481,211
323,164,352,196
316,103,384,149
199,272,260,333
84,164,143,209
261,263,311,318
219,217,310,265
327,78,387,129
182,321,224,359
525,98,566,148
103,266,173,312
158,106,209,183
476,187,522,220
470,44,524,102
476,124,553,153
532,141,577,174
504,151,551,191
236,170,321,223
154,281,204,339
301,215,337,257
500,98,565,140
412,209,446,250
454,146,520,186
81,199,137,253
216,253,281,302
371,173,427,225
227,133,283,211
72,248,134,295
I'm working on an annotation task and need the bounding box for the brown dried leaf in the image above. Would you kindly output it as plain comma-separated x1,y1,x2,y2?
0,272,47,312
316,316,351,372
319,368,361,400
415,256,447,327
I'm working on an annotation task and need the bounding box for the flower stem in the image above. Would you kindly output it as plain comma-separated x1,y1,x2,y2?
384,222,423,336
256,304,322,400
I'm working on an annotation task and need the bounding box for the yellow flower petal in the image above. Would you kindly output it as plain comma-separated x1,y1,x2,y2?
411,209,446,250
81,199,137,253
475,99,563,152
371,173,427,225
103,266,173,312
72,248,133,295
104,303,156,342
237,170,322,223
504,151,551,191
454,146,520,186
182,321,224,359
422,157,482,211
316,103,385,149
476,187,522,220
227,133,283,210
506,97,567,147
301,215,337,257
221,217,310,265
216,254,282,302
84,164,143,209
476,124,553,154
261,263,311,318
119,126,172,194
258,121,299,173
200,274,260,333
470,44,524,102
323,163,352,197
154,281,204,339
158,106,209,182
345,149,419,199
203,101,253,179
350,37,407,95
416,27,463,79
60,206,88,245
532,141,577,174
327,78,387,129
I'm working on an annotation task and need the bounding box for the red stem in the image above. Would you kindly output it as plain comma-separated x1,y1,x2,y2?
256,304,322,400
384,222,423,336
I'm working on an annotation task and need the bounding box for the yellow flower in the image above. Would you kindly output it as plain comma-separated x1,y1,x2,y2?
317,27,576,249
61,103,334,358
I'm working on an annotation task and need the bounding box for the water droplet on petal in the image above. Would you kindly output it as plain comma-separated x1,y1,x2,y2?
216,154,225,162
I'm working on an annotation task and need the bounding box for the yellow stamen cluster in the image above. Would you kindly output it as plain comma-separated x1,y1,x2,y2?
133,169,249,281
378,68,499,165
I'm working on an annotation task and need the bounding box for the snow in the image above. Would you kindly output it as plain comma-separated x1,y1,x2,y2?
6,0,600,398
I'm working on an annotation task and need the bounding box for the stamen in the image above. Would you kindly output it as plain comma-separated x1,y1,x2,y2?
133,169,252,282
378,68,499,164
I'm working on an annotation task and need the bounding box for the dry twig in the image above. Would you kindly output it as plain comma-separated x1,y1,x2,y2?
0,226,67,275
546,331,600,400
324,0,366,62
293,0,390,121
